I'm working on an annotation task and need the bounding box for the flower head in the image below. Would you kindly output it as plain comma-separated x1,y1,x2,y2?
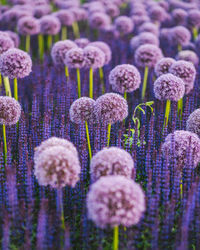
89,41,111,65
75,38,90,48
17,16,40,35
64,48,85,69
169,26,191,47
40,15,61,35
138,22,159,36
171,8,187,25
83,45,105,69
114,16,134,35
89,12,111,30
176,50,199,67
5,31,20,48
187,9,200,28
148,5,167,23
186,109,200,138
155,57,176,77
33,5,51,18
0,36,15,55
54,10,74,26
130,32,159,51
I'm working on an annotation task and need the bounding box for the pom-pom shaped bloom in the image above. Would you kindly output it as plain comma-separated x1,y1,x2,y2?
169,26,191,47
169,60,196,94
33,5,51,18
155,57,176,77
162,130,200,170
89,41,111,65
64,48,85,69
109,64,141,93
114,16,134,35
69,7,87,22
176,50,199,67
90,147,134,182
134,44,163,68
186,109,200,138
187,10,200,28
89,12,111,30
69,97,95,124
131,15,150,27
130,32,159,51
40,15,61,35
154,73,185,101
105,3,120,18
148,5,167,23
55,0,79,9
138,22,159,36
54,10,74,26
0,48,32,79
0,36,15,55
17,16,40,35
1,9,30,28
75,38,90,48
94,93,128,124
87,175,145,228
83,45,105,69
5,31,20,48
34,146,80,188
51,40,77,65
0,96,21,126
171,8,187,25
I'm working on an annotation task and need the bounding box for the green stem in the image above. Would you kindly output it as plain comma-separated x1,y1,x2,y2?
177,98,183,120
57,188,65,230
76,68,81,98
38,34,44,61
89,67,93,99
14,78,18,101
3,77,12,97
65,66,69,79
180,173,183,199
113,226,119,250
177,44,182,52
142,66,149,101
54,33,59,43
72,21,80,38
124,92,127,100
61,26,67,40
85,121,92,160
0,72,2,93
47,35,52,50
192,27,198,40
25,35,30,53
164,100,171,128
3,124,7,165
107,123,112,147
99,67,105,94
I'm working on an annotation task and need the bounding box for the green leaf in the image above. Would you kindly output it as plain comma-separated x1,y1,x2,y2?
138,106,146,115
145,101,154,106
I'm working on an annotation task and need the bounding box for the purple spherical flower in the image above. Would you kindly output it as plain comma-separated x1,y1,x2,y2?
187,9,200,28
176,50,199,67
89,41,111,65
131,15,150,27
186,109,200,138
1,9,31,28
5,31,20,48
105,3,120,18
169,60,196,94
148,5,167,23
0,36,15,55
53,10,74,26
83,45,105,69
101,25,120,40
69,97,95,124
55,0,80,9
89,12,111,30
34,146,80,188
154,73,185,101
75,38,90,48
17,16,40,35
33,5,51,18
40,15,61,35
171,8,187,26
94,93,128,124
169,26,191,47
69,7,87,22
155,57,176,77
162,130,200,170
138,22,159,36
109,64,141,93
130,32,159,51
64,48,85,69
114,16,134,35
0,96,21,126
134,44,163,68
51,40,77,65
87,175,145,228
90,147,134,182
0,48,32,79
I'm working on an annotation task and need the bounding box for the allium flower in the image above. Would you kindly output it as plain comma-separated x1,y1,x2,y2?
131,15,150,27
114,16,134,35
109,64,141,93
87,175,145,228
101,25,120,40
0,48,32,79
169,60,196,94
138,22,159,36
34,146,80,188
155,57,176,77
186,109,200,138
154,73,185,101
0,96,21,125
5,31,20,48
39,15,61,35
75,38,90,48
130,32,159,51
64,48,85,69
162,130,200,170
134,44,163,68
89,41,111,65
51,40,77,65
17,16,40,35
169,26,191,47
69,7,87,22
171,8,187,25
90,147,134,182
105,3,120,18
187,10,200,28
33,5,51,18
83,45,105,69
89,12,111,30
176,50,199,67
148,5,167,23
54,10,74,26
55,0,80,9
0,36,15,55
1,9,30,28
94,93,128,124
69,97,95,124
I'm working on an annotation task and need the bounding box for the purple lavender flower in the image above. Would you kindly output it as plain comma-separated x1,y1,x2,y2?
94,93,128,124
39,15,61,35
138,22,159,36
89,41,111,65
90,147,134,182
171,8,187,25
64,48,85,69
0,96,21,125
114,16,134,35
169,26,191,47
83,45,105,69
176,50,199,67
155,58,176,77
89,12,111,30
109,64,141,93
154,73,185,101
0,36,15,55
5,31,20,48
187,10,200,28
162,130,200,170
75,38,90,48
0,48,32,79
186,109,200,138
17,16,40,35
51,40,77,65
169,60,196,94
87,175,145,228
53,10,75,26
134,44,163,69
